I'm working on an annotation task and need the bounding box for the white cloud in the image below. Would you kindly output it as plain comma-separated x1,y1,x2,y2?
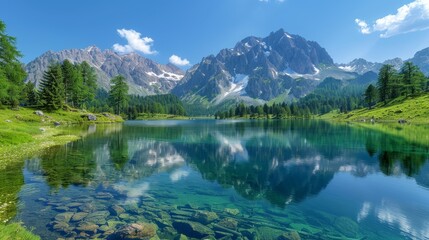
169,55,190,66
113,29,157,54
356,0,429,38
355,19,371,34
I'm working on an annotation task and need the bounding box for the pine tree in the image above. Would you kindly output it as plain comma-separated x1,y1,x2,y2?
109,75,129,115
0,20,26,107
377,65,396,104
22,81,39,106
400,62,427,96
80,61,97,107
364,84,377,109
61,59,81,106
39,64,65,111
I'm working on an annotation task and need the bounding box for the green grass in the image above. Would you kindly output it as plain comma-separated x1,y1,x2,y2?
136,113,189,120
322,94,429,123
0,107,123,167
0,223,40,240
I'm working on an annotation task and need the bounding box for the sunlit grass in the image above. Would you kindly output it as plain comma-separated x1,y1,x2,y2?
0,223,40,240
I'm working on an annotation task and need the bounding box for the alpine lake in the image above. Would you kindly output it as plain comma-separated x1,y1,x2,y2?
2,120,429,240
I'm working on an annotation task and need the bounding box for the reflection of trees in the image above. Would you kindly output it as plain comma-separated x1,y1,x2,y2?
0,162,24,222
360,128,429,177
40,141,97,188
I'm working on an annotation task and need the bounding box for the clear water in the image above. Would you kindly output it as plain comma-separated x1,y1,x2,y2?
2,120,429,239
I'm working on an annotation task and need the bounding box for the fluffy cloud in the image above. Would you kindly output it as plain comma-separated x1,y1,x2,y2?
169,55,190,66
113,29,157,54
356,0,429,38
355,19,371,34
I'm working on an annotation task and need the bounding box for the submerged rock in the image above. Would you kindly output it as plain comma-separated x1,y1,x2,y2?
218,218,238,230
95,192,113,199
51,221,72,234
172,220,214,239
278,231,301,240
76,222,99,233
109,222,158,239
333,217,358,238
71,212,88,222
193,210,219,224
55,212,75,223
110,205,125,216
224,208,240,216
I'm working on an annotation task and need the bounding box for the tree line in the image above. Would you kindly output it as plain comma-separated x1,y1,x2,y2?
364,62,428,108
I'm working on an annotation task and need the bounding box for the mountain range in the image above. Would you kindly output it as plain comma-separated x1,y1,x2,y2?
24,29,429,113
25,46,184,95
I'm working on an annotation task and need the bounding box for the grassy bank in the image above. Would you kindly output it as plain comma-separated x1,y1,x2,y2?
0,107,122,165
0,223,40,240
136,113,189,120
321,94,429,123
0,107,122,239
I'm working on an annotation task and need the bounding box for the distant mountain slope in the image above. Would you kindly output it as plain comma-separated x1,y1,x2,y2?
410,47,429,76
338,58,403,75
25,46,184,95
172,29,356,110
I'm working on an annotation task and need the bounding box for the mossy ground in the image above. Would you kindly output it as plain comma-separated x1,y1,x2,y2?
321,94,429,123
0,223,40,240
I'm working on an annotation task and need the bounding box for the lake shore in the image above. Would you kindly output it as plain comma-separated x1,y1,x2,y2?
0,107,123,166
0,107,122,238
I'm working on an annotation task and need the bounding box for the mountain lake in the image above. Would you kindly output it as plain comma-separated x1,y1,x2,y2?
1,120,429,239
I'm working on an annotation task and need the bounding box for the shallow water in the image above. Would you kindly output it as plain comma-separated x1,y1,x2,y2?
2,120,429,239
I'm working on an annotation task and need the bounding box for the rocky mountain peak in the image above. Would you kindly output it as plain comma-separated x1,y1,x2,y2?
25,47,184,95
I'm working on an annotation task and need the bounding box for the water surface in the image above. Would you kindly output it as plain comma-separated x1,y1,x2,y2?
2,120,429,239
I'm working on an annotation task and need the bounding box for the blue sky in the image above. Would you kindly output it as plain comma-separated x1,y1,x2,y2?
1,0,429,67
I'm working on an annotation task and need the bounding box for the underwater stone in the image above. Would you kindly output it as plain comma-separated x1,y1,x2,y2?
119,213,131,220
170,210,194,218
76,222,99,233
333,217,358,238
95,192,113,199
174,234,189,240
257,226,284,240
172,220,214,239
55,212,75,223
110,205,125,216
193,210,219,224
278,231,301,240
224,208,240,216
110,222,158,239
65,202,83,208
54,206,70,212
52,221,72,234
79,203,95,212
71,212,88,222
218,218,238,230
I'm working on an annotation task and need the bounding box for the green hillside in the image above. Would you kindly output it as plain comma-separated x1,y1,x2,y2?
323,94,429,123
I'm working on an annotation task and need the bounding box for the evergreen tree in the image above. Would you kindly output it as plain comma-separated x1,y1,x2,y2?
400,62,427,96
61,59,82,107
377,64,396,104
0,20,26,107
109,75,129,115
22,81,39,106
39,64,65,111
80,61,97,106
364,84,377,109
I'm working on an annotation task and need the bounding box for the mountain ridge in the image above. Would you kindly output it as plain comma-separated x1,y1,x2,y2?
25,46,184,95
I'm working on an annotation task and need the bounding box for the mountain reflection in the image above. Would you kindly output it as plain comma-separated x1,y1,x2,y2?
24,120,429,207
